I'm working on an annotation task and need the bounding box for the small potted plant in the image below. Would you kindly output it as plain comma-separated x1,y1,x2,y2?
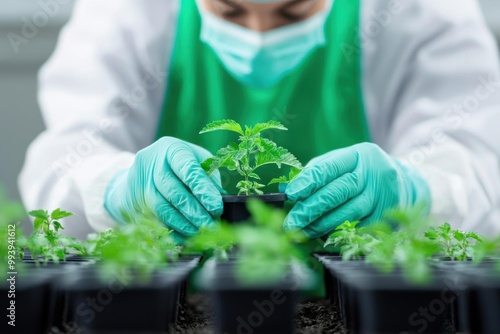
0,194,57,334
60,214,200,333
15,209,93,332
317,208,500,333
7,205,202,333
187,200,314,334
20,209,88,265
200,119,303,223
318,210,450,332
452,237,500,333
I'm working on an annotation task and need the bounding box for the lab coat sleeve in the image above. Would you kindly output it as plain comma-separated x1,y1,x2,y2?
18,0,179,238
362,0,500,234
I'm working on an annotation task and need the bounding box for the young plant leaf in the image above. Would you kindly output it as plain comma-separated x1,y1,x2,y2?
51,208,73,220
251,120,287,136
199,119,244,135
248,173,260,180
202,142,240,176
29,209,49,220
254,139,302,170
268,176,288,185
33,217,46,232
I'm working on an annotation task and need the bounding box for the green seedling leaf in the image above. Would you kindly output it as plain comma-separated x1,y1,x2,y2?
51,208,73,220
251,120,287,136
33,217,46,232
268,167,304,186
199,119,244,135
288,167,302,181
254,138,303,170
52,221,65,233
453,230,464,242
202,142,240,176
29,209,49,220
467,232,483,243
248,173,260,180
268,176,288,185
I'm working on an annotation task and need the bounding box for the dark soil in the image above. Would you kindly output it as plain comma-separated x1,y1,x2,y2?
170,294,215,334
171,295,347,334
294,300,348,334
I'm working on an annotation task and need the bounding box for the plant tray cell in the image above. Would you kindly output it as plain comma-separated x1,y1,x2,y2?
221,193,287,223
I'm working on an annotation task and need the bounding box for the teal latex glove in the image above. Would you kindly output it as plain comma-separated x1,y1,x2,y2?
104,137,224,243
284,143,431,238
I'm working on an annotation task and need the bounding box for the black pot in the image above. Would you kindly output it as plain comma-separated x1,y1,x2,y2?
59,258,200,333
1,274,53,333
221,193,287,223
476,273,500,333
199,259,310,334
314,254,342,307
319,256,459,333
19,257,96,332
316,254,367,328
452,261,500,334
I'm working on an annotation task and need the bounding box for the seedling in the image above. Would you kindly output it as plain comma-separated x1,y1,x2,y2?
184,223,235,261
235,199,308,283
324,221,380,261
324,208,442,284
88,213,181,281
424,223,483,261
473,236,500,266
200,119,303,195
20,209,86,264
186,199,308,284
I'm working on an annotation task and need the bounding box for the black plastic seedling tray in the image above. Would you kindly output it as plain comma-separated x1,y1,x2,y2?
61,272,182,333
317,253,500,334
451,261,500,333
198,258,314,334
6,256,201,333
57,257,200,333
346,273,455,334
1,275,52,334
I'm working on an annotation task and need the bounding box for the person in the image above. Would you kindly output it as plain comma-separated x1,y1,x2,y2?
19,0,500,241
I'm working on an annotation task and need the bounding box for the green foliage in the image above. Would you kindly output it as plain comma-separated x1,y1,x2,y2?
472,236,500,272
184,223,235,261
88,214,181,281
323,207,500,283
366,229,440,284
235,200,308,284
186,200,308,285
20,209,86,264
200,119,244,135
8,205,182,280
424,223,483,261
324,221,380,261
200,119,303,195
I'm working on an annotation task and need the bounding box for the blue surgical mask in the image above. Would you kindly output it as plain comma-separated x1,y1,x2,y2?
197,0,333,89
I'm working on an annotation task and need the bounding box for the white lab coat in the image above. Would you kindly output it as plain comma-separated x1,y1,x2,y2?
19,0,500,238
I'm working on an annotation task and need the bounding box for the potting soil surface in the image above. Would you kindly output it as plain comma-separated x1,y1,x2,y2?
170,295,348,334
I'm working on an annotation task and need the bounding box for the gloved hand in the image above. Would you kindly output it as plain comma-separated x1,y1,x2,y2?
104,137,224,243
283,143,430,238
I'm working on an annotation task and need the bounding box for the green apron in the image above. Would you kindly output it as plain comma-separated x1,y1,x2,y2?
157,0,370,194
